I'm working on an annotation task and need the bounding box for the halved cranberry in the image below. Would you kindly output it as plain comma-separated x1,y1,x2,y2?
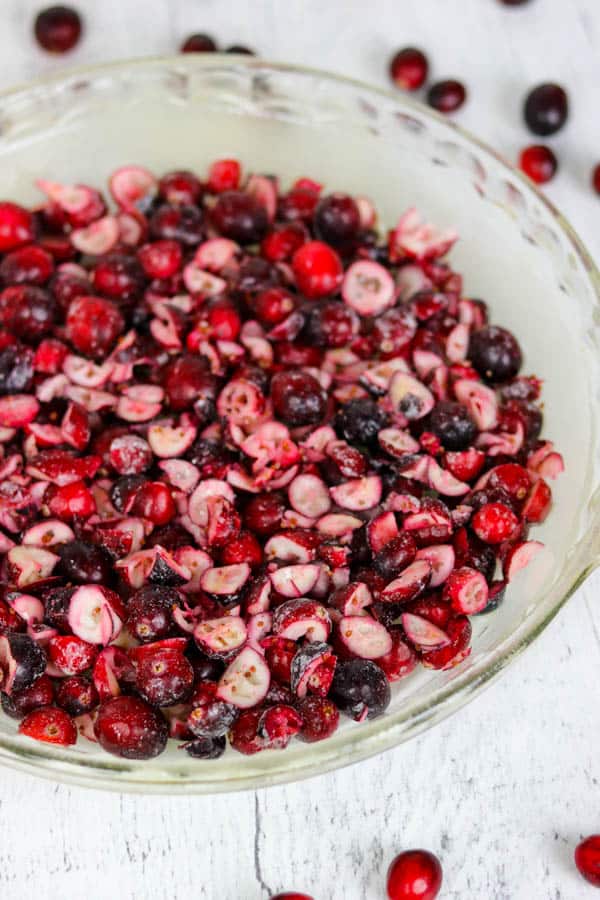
19,706,77,746
34,5,82,53
94,696,168,759
389,47,429,91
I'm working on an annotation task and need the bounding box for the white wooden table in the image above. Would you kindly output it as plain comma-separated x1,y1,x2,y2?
1,2,600,898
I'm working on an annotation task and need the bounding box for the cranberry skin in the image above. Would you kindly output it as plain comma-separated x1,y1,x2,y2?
0,286,57,341
131,482,176,526
66,296,124,357
162,354,216,412
225,45,254,55
292,241,343,299
386,850,443,900
575,835,600,887
46,480,96,520
428,401,477,451
126,585,181,643
270,895,313,900
1,673,54,720
94,696,168,759
0,244,54,286
330,659,391,720
0,597,26,634
180,33,217,53
0,203,36,252
50,271,89,312
187,684,238,738
56,540,113,585
34,6,82,53
0,345,34,394
158,170,203,206
92,253,144,303
524,83,568,136
261,223,307,262
306,301,359,348
110,474,146,513
206,159,241,194
137,240,182,279
220,531,263,567
184,736,226,758
149,204,204,247
297,696,340,743
243,492,286,536
373,533,418,580
335,398,388,447
271,370,326,427
252,287,295,325
389,47,429,91
519,145,558,184
427,80,467,113
472,502,519,544
593,164,600,196
211,191,268,244
55,676,99,716
421,615,472,669
314,194,361,250
469,325,522,383
135,648,194,707
19,706,77,746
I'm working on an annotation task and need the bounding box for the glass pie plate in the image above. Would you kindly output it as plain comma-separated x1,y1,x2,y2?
0,56,598,794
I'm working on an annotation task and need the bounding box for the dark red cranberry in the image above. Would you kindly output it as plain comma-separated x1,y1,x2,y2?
187,683,238,738
292,241,343,299
524,83,568,136
386,849,443,900
389,47,429,91
50,271,89,311
274,341,323,369
66,295,124,357
110,474,147,513
162,354,216,412
188,650,225,683
92,253,144,303
235,256,282,294
278,188,320,224
335,398,388,447
0,244,54,285
243,492,286,536
1,673,54,719
180,33,217,53
135,647,194,707
137,240,183,279
519,145,558,184
131,482,176,526
34,5,82,53
314,194,361,250
0,202,37,252
225,45,254,55
94,696,168,759
184,736,226,758
297,696,340,743
158,170,203,206
55,676,99,716
373,307,417,358
146,523,191,552
41,586,75,633
454,528,496,581
593,164,600,195
211,191,269,244
306,301,358,348
149,204,204,246
270,895,313,900
0,345,34,394
469,325,522,383
56,540,113,585
19,706,77,745
575,835,600,887
261,222,307,261
428,401,477,451
330,659,391,720
427,80,467,113
229,708,264,754
373,533,418,580
0,286,57,341
271,370,326,427
0,597,26,634
126,585,181,643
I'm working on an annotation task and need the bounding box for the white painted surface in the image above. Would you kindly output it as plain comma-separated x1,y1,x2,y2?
0,2,599,898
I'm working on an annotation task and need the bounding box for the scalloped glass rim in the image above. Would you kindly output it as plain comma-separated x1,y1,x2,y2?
0,56,598,794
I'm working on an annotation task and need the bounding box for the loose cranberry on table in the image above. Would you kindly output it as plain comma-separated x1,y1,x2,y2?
575,835,600,887
524,83,569,136
389,47,429,91
180,33,217,53
34,5,82,53
592,164,600,195
386,849,443,900
270,894,313,900
427,80,467,113
519,145,558,184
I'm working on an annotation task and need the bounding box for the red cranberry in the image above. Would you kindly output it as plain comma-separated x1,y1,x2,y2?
162,354,216,412
575,835,600,887
56,676,98,716
0,285,56,341
1,674,54,719
211,191,268,244
243,492,286,535
46,480,96,520
386,849,443,900
427,80,467,113
19,706,77,745
389,47,429,91
519,145,557,184
207,159,241,194
592,164,600,195
524,83,568,137
135,648,194,707
0,202,36,251
252,287,295,325
292,241,343,299
306,300,358,347
158,170,203,205
180,33,217,53
56,540,113,584
271,370,326,427
66,295,124,357
0,597,26,634
373,307,417,358
261,223,307,261
297,696,340,743
428,401,477,451
92,253,144,302
131,481,176,525
270,894,313,900
126,585,181,643
0,244,54,285
314,193,361,249
225,45,254,55
220,531,263,566
469,325,522,383
472,502,519,544
94,696,168,759
278,188,320,223
34,5,82,53
274,341,323,369
137,240,182,279
149,204,204,246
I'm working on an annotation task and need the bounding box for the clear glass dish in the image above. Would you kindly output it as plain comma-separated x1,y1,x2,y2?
0,56,598,794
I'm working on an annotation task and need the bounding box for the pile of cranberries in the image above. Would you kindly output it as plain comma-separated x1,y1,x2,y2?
0,157,563,763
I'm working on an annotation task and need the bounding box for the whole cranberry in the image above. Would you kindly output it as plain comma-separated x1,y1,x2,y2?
243,492,286,536
0,244,54,285
0,203,36,251
19,706,77,746
66,296,124,357
469,325,522,383
292,241,343,299
270,894,313,900
137,240,182,279
524,83,568,136
56,540,113,585
330,659,391,720
162,354,216,412
50,271,90,311
126,585,181,643
575,835,600,887
306,300,358,347
34,6,82,53
180,33,217,53
149,203,204,246
55,676,99,716
0,345,34,394
92,253,144,302
519,145,558,184
135,648,194,707
593,164,600,196
225,45,254,55
94,696,168,759
389,47,429,91
131,481,176,525
314,193,361,250
297,696,340,743
206,159,242,194
220,531,263,566
158,170,203,206
46,480,96,520
0,286,57,341
261,222,307,261
386,849,443,900
252,287,295,325
211,191,268,244
427,80,467,113
270,370,326,427
428,401,477,451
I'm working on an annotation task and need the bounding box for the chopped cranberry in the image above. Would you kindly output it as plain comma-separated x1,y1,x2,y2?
180,33,217,53
271,370,326,426
524,83,569,136
207,159,241,194
19,706,77,745
0,202,36,252
48,634,97,675
389,47,429,91
211,191,268,244
94,696,168,759
137,240,182,279
46,480,96,520
131,481,176,526
575,835,600,887
421,615,471,669
66,295,124,357
297,696,339,743
306,301,358,348
519,145,558,184
220,531,263,567
292,241,343,298
149,204,204,246
55,676,98,716
0,244,54,285
34,5,82,53
427,80,467,113
1,674,54,719
135,647,194,706
386,850,443,900
593,164,600,196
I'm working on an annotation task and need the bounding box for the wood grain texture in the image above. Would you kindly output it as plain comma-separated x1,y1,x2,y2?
0,1,599,898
